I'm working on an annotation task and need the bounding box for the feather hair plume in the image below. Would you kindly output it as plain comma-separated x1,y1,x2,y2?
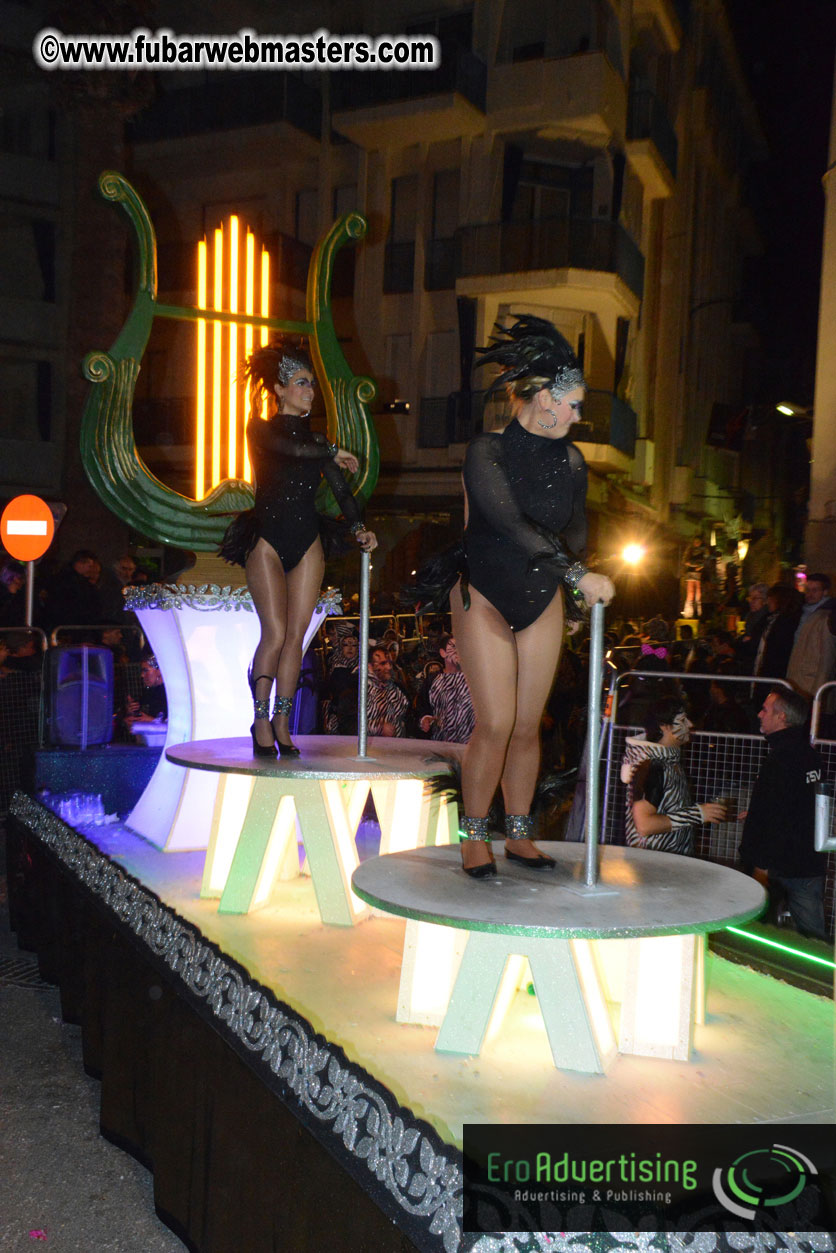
477,313,583,401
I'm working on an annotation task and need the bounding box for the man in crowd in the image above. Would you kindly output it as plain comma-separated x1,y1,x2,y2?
46,549,104,629
621,697,726,854
98,551,139,623
786,573,836,701
419,635,474,743
124,654,168,737
738,583,769,673
738,687,829,940
367,645,410,737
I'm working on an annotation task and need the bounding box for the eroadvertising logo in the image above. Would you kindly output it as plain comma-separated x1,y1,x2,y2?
462,1126,835,1234
712,1144,817,1220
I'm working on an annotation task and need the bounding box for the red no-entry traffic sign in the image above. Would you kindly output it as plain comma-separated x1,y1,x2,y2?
1,494,55,562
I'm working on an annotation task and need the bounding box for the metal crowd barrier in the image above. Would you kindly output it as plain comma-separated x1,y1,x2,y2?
603,670,835,936
50,623,146,652
0,622,151,814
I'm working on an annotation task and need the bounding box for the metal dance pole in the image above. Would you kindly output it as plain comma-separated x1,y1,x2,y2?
583,599,606,886
356,549,371,758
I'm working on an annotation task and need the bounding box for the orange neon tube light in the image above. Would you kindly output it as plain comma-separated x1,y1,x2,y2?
228,215,239,480
212,227,223,489
243,231,255,480
195,239,207,499
260,248,270,419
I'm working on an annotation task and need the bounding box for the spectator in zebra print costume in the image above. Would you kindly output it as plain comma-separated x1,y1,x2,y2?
419,636,475,744
367,645,411,737
621,697,726,855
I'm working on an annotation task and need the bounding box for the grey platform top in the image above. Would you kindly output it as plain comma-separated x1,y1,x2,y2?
351,844,766,939
166,735,463,781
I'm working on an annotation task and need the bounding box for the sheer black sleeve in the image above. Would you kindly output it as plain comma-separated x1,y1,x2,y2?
247,417,333,460
463,434,581,573
562,443,588,559
321,456,364,528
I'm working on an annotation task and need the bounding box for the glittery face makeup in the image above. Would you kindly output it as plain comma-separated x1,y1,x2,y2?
671,711,693,743
275,370,315,416
538,387,585,435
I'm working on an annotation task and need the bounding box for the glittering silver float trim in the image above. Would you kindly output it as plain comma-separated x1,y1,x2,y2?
9,796,834,1253
464,1238,834,1253
123,583,344,616
9,792,461,1253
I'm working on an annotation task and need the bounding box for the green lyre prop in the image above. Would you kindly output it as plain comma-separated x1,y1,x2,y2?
80,171,378,549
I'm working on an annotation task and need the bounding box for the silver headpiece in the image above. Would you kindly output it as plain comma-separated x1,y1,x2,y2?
549,365,586,401
277,353,312,386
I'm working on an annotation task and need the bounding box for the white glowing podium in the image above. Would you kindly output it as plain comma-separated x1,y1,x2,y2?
351,845,766,1073
122,583,340,851
165,736,462,926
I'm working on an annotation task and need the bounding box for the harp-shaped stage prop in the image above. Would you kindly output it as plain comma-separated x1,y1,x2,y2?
81,170,378,548
80,172,379,849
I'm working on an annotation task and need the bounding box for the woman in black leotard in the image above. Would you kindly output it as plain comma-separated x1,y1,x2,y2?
454,315,614,876
220,340,376,756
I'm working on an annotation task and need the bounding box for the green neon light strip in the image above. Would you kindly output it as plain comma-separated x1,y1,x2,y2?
724,926,835,970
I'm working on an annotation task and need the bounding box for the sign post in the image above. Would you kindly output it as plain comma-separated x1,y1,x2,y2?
0,495,56,626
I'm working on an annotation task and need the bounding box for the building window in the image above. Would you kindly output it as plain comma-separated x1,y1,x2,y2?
0,358,52,441
295,189,319,247
0,215,57,302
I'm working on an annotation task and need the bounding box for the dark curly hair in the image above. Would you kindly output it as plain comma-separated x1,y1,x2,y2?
240,337,313,397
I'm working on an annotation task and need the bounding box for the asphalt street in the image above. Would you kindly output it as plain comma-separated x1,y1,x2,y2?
0,826,186,1253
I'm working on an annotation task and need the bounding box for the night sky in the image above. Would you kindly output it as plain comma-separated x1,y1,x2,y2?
727,0,836,404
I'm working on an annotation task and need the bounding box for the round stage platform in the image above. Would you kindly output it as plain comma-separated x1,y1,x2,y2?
166,734,463,780
351,842,766,938
351,845,767,1071
163,736,462,925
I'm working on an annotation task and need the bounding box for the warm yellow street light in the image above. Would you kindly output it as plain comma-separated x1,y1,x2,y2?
621,543,646,566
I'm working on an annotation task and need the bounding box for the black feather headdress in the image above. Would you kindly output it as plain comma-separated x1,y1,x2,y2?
477,314,584,401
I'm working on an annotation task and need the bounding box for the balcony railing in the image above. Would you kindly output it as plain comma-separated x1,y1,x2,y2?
627,88,678,179
573,389,637,457
129,73,322,142
455,217,644,299
383,241,415,294
331,44,486,114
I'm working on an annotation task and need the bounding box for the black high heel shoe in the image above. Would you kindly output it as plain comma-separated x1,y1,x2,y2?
250,723,278,757
272,695,301,758
459,817,497,878
249,672,278,758
503,814,556,868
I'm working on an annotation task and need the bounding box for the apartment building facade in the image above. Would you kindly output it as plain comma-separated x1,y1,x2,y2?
2,0,770,585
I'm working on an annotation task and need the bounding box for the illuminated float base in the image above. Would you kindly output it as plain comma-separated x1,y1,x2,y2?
165,736,461,926
7,793,835,1251
352,845,766,1073
123,583,341,852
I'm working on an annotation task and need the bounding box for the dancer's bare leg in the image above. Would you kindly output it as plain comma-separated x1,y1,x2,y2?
451,580,517,870
246,538,288,747
272,538,325,745
501,588,564,857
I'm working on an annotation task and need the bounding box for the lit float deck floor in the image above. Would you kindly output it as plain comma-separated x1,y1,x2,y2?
82,820,834,1143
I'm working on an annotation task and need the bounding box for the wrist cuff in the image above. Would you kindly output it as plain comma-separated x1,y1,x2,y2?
327,442,338,457
563,562,588,593
350,522,365,537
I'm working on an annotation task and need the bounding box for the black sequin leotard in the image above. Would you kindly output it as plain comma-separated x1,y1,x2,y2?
463,419,588,631
247,414,363,571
